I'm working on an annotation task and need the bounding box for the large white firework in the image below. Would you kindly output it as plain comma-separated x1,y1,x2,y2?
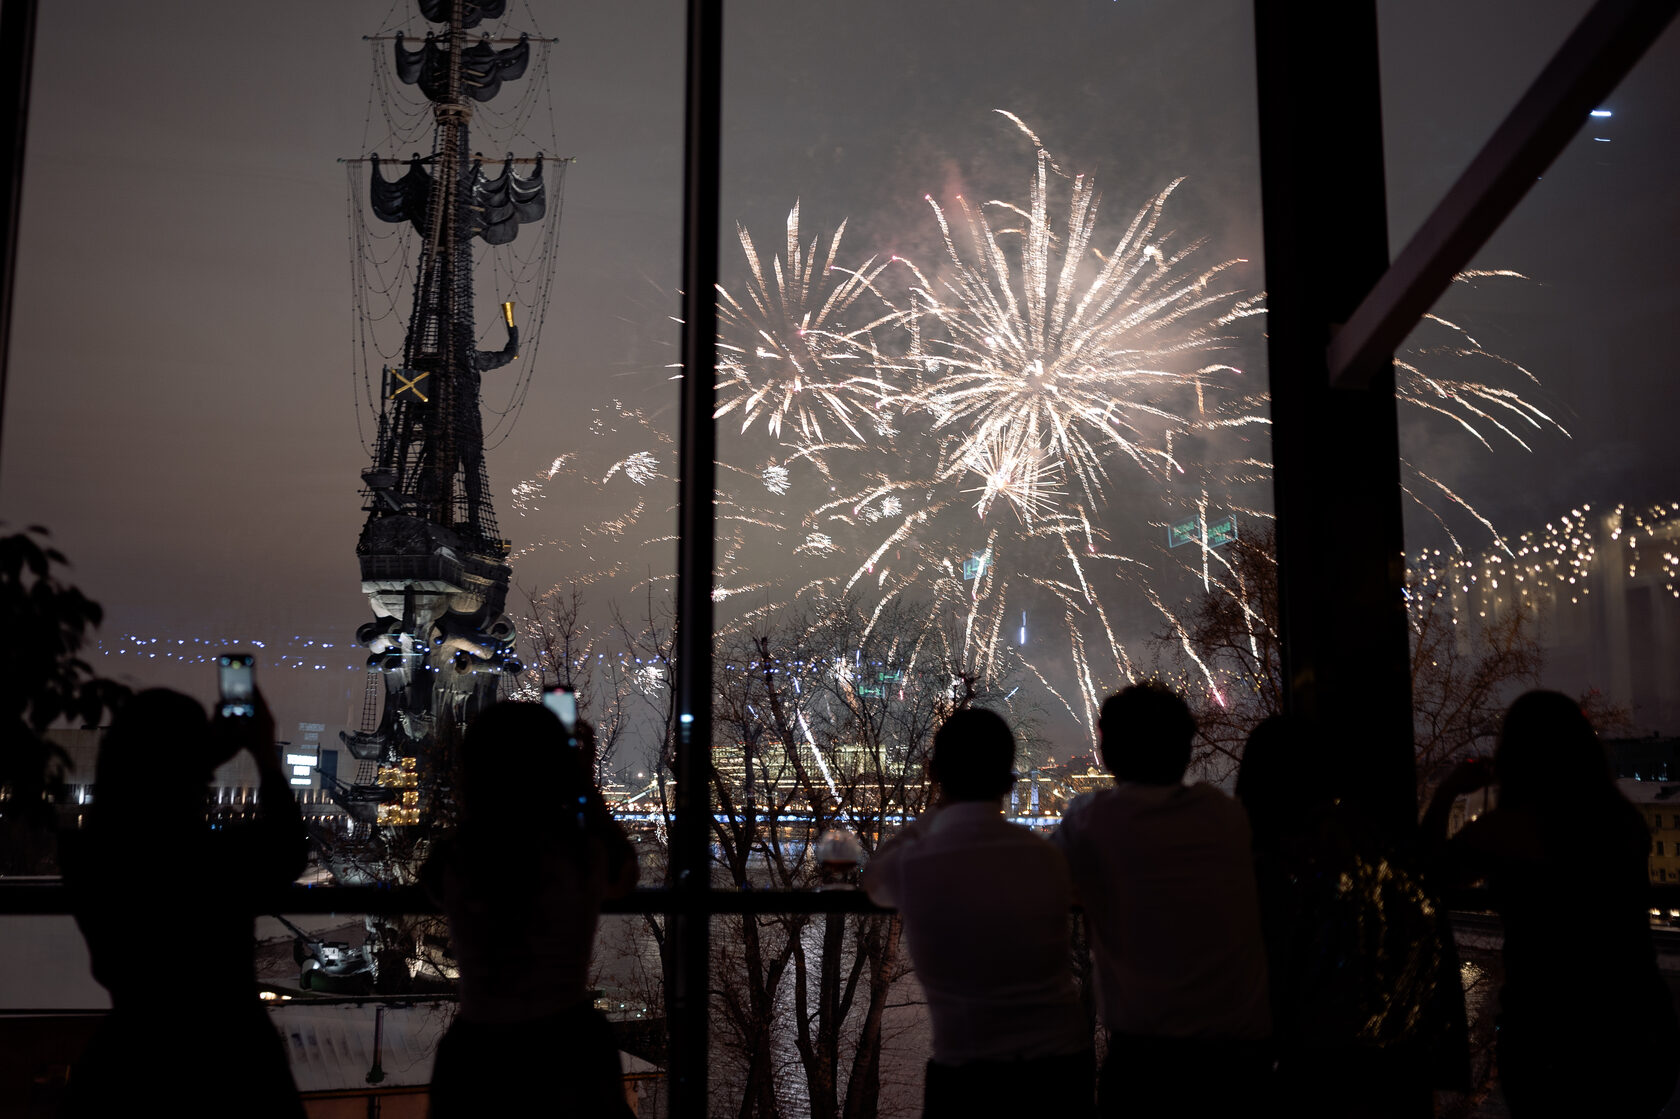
901,112,1259,517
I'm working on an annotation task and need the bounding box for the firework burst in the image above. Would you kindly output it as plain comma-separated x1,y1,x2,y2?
519,116,1565,745
900,111,1258,517
962,425,1066,523
713,202,902,449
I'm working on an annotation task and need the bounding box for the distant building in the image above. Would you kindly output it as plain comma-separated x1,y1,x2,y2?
710,739,925,817
1008,768,1072,819
1438,779,1680,888
45,721,349,831
1607,736,1680,782
1441,502,1680,735
1620,779,1680,886
1058,753,1114,799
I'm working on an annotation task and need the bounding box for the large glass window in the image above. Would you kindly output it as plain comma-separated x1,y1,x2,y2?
0,0,686,832
0,0,684,1024
715,0,1271,774
1381,1,1680,761
699,2,1269,1110
1381,4,1680,1109
19,2,1676,1115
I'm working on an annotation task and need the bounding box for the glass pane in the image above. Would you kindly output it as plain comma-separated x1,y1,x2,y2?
708,909,930,1115
1379,0,1594,249
0,912,668,1114
1382,7,1680,756
715,1,1272,785
1,8,684,1100
699,2,1267,1113
1384,6,1680,1114
2,0,684,874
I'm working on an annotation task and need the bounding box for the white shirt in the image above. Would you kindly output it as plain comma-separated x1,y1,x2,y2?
1051,782,1270,1040
862,801,1090,1065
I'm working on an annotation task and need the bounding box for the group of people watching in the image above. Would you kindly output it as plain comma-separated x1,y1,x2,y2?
62,691,639,1119
62,681,1679,1117
865,683,1680,1119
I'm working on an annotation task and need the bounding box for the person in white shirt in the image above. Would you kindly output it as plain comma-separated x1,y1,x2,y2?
862,708,1094,1118
1050,682,1270,1119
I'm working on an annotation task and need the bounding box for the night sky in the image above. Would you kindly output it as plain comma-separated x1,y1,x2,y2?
3,1,1676,752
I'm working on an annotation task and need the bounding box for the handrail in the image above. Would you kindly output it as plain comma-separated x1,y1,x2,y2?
7,880,1680,918
0,882,893,917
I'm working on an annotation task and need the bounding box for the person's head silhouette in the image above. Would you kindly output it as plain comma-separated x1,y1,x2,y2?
1234,713,1331,848
929,708,1016,802
1494,689,1611,816
458,700,590,828
95,689,218,824
1097,682,1195,785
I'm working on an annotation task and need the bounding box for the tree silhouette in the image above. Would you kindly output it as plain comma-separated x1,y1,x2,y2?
1160,523,1542,801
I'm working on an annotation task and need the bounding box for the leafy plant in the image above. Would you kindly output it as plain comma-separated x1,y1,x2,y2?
0,528,131,873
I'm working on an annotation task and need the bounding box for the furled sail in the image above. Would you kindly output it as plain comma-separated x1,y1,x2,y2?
369,154,545,245
417,0,506,28
395,33,529,104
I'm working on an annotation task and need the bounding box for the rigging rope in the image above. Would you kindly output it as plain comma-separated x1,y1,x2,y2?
348,0,567,484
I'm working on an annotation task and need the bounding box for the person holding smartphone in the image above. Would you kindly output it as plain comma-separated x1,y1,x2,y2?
422,700,638,1118
61,677,308,1118
1423,691,1680,1117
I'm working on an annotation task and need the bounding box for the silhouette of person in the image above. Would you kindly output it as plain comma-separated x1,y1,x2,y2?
1050,682,1269,1119
861,708,1093,1118
60,688,307,1118
1424,690,1680,1117
422,701,638,1118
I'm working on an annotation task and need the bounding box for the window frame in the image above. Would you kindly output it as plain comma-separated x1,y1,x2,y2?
2,3,1676,1117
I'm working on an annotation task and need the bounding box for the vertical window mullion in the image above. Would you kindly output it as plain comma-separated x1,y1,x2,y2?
671,0,724,1115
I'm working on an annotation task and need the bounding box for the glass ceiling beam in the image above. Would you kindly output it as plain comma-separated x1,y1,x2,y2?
1329,0,1680,388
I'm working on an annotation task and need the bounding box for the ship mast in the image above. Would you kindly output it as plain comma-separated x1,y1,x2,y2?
334,0,549,854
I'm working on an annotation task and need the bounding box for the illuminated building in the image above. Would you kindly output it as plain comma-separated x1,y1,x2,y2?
43,725,350,830
1620,779,1680,886
1432,502,1680,734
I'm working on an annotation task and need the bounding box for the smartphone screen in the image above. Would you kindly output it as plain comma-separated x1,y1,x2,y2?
543,686,578,733
218,653,256,719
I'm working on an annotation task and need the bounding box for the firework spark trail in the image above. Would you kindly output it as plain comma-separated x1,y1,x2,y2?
1390,283,1566,457
963,426,1067,521
1150,585,1225,708
1413,468,1510,555
1070,624,1099,734
795,709,842,804
1019,656,1083,731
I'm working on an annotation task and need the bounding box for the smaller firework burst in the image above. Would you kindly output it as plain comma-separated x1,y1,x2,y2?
961,426,1065,522
605,450,660,486
714,202,903,447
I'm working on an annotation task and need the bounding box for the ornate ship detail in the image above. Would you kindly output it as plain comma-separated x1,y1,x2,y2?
329,0,564,857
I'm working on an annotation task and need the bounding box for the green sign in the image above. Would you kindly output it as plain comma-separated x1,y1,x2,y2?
1168,515,1238,548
